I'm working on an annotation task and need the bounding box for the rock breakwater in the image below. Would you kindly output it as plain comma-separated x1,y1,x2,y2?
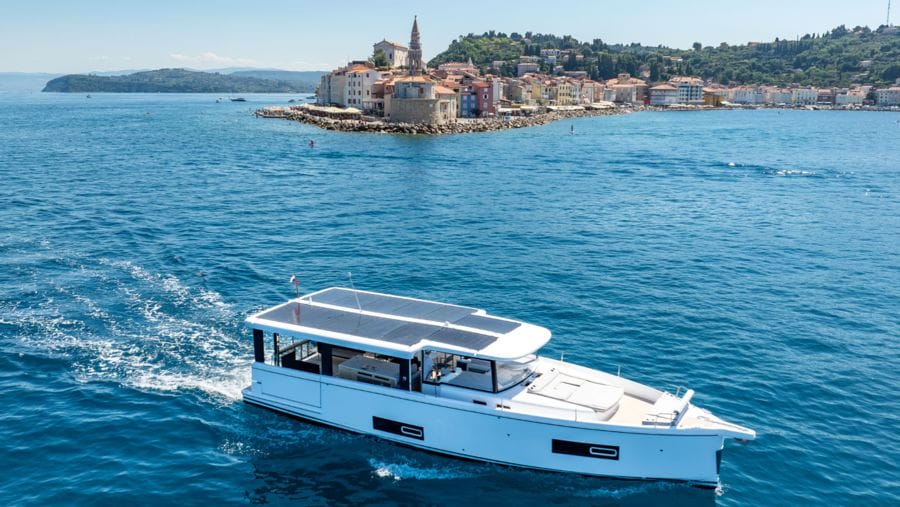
255,105,633,134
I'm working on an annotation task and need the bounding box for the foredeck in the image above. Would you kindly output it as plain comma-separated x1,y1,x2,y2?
247,288,552,360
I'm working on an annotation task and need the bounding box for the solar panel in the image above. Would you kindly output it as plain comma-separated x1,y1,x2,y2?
309,288,477,322
421,304,478,322
257,298,500,351
454,314,522,334
307,288,359,308
381,322,441,346
426,327,497,350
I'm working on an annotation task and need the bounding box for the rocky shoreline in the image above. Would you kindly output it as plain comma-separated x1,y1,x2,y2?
254,105,634,134
255,102,898,135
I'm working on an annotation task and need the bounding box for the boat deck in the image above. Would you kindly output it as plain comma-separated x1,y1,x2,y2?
492,360,660,427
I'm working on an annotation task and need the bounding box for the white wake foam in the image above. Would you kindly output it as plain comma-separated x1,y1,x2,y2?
10,253,252,404
368,458,478,481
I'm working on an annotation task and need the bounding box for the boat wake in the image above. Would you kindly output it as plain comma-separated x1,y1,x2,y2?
724,161,819,177
568,480,684,499
3,244,250,404
368,457,478,481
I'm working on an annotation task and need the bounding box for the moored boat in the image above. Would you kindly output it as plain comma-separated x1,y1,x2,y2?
243,287,755,487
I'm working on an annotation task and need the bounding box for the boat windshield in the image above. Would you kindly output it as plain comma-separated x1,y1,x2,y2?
495,354,537,391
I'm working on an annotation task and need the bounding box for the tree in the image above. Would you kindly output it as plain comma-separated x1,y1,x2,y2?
564,51,578,71
692,42,702,51
884,65,900,82
372,48,389,68
598,53,614,78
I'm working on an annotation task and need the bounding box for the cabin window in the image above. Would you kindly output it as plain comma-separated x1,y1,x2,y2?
329,346,410,391
278,337,321,374
495,354,537,391
423,350,494,392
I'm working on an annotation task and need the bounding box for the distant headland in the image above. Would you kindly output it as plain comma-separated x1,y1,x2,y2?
42,68,324,93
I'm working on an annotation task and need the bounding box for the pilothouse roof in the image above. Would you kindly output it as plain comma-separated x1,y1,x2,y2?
246,287,551,360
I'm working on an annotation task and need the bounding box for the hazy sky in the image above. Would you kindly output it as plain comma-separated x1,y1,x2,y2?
0,0,892,73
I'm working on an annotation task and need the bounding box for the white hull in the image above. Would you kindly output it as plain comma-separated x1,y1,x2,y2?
244,362,726,486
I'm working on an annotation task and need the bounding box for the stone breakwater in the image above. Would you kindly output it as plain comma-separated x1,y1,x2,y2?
255,105,633,134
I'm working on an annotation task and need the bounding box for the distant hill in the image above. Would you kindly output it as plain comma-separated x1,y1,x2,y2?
429,24,900,87
228,70,324,91
42,68,313,93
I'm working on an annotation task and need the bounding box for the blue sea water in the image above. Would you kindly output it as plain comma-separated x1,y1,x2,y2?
0,92,898,506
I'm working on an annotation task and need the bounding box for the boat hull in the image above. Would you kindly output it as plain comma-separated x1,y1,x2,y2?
244,364,725,486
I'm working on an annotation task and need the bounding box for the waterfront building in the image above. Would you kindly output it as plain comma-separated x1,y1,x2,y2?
458,82,477,117
492,78,503,108
548,79,575,106
579,80,601,104
835,88,865,106
792,87,819,105
669,76,705,104
373,40,409,68
762,86,792,105
649,84,679,106
318,66,349,106
817,88,836,105
390,76,449,123
729,86,763,105
370,79,388,113
703,88,723,106
345,64,385,110
521,77,549,106
472,81,496,116
505,79,533,104
875,86,900,106
605,73,648,104
568,79,582,104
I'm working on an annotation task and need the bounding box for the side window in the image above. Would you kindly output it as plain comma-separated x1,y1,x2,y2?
279,338,321,374
423,350,493,392
332,346,410,390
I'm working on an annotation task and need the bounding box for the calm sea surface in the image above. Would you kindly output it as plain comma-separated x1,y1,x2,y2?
0,92,898,506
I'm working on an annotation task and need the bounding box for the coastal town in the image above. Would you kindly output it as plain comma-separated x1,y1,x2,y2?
257,17,900,133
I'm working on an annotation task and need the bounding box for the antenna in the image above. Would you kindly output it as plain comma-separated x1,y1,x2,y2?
347,272,362,312
889,0,893,26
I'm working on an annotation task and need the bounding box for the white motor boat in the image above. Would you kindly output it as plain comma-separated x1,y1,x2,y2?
243,287,755,487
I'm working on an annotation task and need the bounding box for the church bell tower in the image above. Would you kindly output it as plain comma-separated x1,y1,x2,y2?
408,16,424,76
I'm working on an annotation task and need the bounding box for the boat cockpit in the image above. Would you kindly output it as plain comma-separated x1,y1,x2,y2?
256,328,541,397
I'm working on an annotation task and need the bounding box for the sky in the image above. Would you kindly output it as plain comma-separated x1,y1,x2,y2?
0,0,893,73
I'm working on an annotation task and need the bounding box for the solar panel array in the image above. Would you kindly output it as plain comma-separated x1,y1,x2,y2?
255,288,522,351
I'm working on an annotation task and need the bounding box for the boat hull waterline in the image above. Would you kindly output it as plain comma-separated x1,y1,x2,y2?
244,361,746,487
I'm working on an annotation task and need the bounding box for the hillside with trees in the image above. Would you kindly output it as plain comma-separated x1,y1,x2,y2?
42,68,312,93
428,25,900,87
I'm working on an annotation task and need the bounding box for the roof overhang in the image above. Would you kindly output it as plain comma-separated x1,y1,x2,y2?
245,288,552,361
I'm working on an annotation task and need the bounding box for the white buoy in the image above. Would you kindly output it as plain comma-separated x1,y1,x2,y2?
728,162,736,167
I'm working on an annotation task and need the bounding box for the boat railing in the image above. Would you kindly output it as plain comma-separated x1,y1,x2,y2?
643,388,695,427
